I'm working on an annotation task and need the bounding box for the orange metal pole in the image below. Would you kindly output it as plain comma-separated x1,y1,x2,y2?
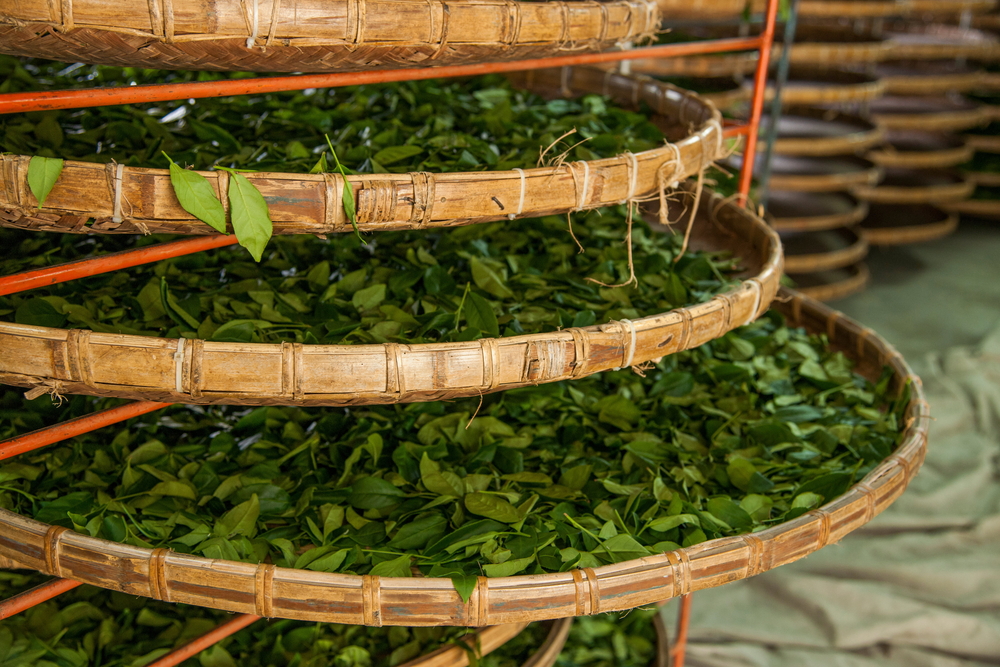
737,0,782,201
0,38,762,115
0,400,171,461
0,235,237,296
0,578,81,619
670,593,693,667
145,614,262,667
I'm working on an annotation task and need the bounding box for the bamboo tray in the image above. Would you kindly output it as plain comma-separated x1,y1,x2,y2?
519,618,573,667
753,0,998,17
0,187,782,407
788,263,871,301
781,226,869,273
944,196,1000,219
655,0,747,21
854,167,974,204
784,31,889,65
767,67,885,107
627,52,759,78
730,154,883,193
968,171,1000,187
964,131,1000,153
0,288,930,627
874,60,986,95
766,109,885,157
767,190,869,232
885,24,1000,60
0,67,724,237
868,95,990,132
867,130,974,169
861,202,959,244
0,0,658,73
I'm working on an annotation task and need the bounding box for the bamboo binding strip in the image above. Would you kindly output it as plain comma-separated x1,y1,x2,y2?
0,0,658,72
0,67,724,237
0,288,930,626
0,188,782,407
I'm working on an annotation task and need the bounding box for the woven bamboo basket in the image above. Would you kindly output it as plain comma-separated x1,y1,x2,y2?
867,131,974,169
861,202,959,244
944,196,1000,219
0,287,930,626
768,68,886,107
868,96,989,132
410,623,529,667
656,0,746,20
767,191,869,233
789,263,871,301
784,38,889,65
885,25,1000,60
854,167,974,204
979,73,1000,92
627,53,759,78
906,0,997,14
0,0,659,73
768,109,886,157
0,67,724,237
750,155,883,193
753,0,998,16
875,60,986,95
781,226,869,273
964,132,1000,153
968,171,1000,187
518,618,573,667
0,187,782,407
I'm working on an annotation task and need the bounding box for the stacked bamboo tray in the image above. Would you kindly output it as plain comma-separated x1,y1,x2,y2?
0,1,933,664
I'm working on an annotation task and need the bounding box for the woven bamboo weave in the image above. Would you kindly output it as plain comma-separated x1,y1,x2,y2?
792,264,870,302
944,198,1000,220
768,69,885,107
0,0,658,72
0,67,724,237
0,288,929,625
860,202,958,245
781,227,868,274
770,110,885,157
965,133,1000,153
767,192,868,233
854,169,974,205
0,188,782,407
751,0,998,17
867,135,974,170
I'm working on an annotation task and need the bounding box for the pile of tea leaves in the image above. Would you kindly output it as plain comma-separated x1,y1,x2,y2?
0,206,742,345
0,309,908,592
0,570,482,667
0,56,664,176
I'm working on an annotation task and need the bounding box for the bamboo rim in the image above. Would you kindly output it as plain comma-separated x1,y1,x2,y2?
967,171,1000,186
855,175,974,204
627,53,759,78
0,187,783,407
906,0,997,13
767,161,883,193
785,41,889,65
656,0,747,20
791,263,871,301
0,67,724,238
964,133,1000,153
862,211,959,244
521,618,573,667
406,623,529,667
754,0,998,16
881,69,986,95
770,111,886,157
886,41,1000,61
769,73,886,107
867,141,974,169
943,197,1000,219
768,195,869,233
978,72,1000,91
871,106,990,132
781,227,869,273
0,0,659,73
0,288,930,626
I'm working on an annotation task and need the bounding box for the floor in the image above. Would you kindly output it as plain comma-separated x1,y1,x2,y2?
834,218,1000,374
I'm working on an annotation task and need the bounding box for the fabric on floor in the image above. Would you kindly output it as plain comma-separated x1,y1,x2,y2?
662,323,1000,667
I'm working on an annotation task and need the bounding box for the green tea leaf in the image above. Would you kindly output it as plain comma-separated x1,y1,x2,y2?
451,575,478,604
369,554,412,577
225,171,272,262
27,156,63,208
165,154,227,233
470,257,514,299
373,145,423,165
465,492,521,523
464,292,499,337
349,477,406,510
482,556,533,577
213,494,260,539
14,297,66,328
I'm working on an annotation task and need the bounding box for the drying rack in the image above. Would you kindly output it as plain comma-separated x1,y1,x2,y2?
0,3,782,665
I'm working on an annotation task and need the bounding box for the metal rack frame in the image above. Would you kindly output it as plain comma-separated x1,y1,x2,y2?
0,2,782,664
